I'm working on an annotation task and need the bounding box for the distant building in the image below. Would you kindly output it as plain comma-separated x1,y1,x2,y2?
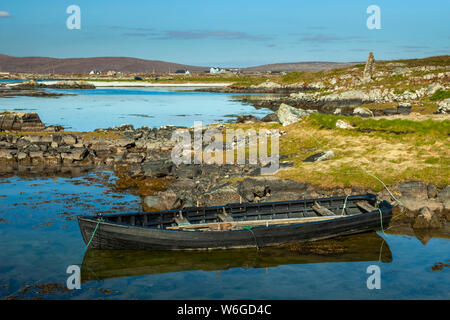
209,67,223,74
89,70,101,75
175,69,190,75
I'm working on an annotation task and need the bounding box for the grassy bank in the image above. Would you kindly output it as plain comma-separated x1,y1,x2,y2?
225,114,449,190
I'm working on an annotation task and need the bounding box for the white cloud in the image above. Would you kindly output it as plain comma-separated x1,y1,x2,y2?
0,11,11,18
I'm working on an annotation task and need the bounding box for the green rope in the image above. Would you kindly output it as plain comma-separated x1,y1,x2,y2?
359,166,402,205
341,195,350,215
378,237,386,263
243,226,259,250
377,208,386,236
85,217,103,250
76,217,103,265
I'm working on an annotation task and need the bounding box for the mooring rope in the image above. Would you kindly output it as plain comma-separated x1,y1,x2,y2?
377,208,386,236
243,226,260,251
341,195,350,216
378,237,386,263
76,217,103,265
85,217,103,250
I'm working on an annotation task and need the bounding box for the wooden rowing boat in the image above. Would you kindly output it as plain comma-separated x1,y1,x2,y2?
77,194,393,250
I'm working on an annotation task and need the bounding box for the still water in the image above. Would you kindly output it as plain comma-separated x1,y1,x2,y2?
0,87,270,131
0,87,448,299
0,171,448,300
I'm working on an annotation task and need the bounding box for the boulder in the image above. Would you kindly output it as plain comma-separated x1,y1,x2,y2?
0,111,46,132
397,102,412,115
397,181,428,200
335,120,354,129
303,150,334,162
437,186,450,202
412,207,442,229
173,164,202,179
142,159,173,177
436,99,450,114
427,183,438,199
261,113,279,122
353,107,373,117
237,176,308,202
143,190,180,211
426,83,443,95
277,103,313,126
203,184,241,206
235,115,259,123
61,135,77,145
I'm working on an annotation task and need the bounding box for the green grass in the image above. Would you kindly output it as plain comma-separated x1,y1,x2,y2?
429,89,450,101
308,113,450,138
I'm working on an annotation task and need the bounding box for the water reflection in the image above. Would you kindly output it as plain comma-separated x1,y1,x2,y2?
81,232,392,283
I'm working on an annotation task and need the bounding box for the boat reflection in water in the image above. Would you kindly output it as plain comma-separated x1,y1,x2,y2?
81,232,392,283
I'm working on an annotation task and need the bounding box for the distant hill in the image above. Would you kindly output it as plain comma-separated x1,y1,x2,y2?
0,54,360,74
241,61,360,73
0,54,210,74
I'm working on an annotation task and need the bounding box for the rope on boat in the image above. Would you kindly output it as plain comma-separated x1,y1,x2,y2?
378,237,386,263
341,195,349,215
358,166,401,204
85,217,103,250
358,165,409,224
76,217,103,265
377,208,386,236
243,226,259,251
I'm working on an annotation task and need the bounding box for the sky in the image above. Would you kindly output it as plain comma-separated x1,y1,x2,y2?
0,0,449,67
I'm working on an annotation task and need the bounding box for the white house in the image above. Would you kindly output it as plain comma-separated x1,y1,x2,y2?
209,67,223,74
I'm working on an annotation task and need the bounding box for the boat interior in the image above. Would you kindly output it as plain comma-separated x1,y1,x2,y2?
96,194,382,231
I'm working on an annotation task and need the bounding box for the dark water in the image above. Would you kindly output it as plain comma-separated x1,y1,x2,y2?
0,171,448,300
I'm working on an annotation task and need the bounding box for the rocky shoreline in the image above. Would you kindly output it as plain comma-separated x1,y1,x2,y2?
0,111,448,231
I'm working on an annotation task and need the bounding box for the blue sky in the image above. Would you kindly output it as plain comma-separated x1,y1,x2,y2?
0,0,449,67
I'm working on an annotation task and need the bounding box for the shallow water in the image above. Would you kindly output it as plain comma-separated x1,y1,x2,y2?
0,171,448,300
0,87,270,131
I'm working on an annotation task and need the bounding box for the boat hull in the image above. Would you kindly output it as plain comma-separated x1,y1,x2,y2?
77,206,392,250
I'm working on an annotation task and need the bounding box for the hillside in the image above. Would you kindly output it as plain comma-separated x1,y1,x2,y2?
242,61,360,73
0,54,210,74
0,54,360,75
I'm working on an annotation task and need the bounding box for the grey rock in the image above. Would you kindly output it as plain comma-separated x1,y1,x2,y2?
61,135,77,145
436,99,450,114
397,181,428,200
237,176,309,202
203,184,241,206
142,160,173,177
413,207,442,229
353,107,373,117
303,150,334,162
277,103,313,126
437,186,450,202
261,113,279,122
427,183,438,199
397,102,412,115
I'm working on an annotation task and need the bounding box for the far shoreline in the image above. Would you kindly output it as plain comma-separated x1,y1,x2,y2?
6,80,233,88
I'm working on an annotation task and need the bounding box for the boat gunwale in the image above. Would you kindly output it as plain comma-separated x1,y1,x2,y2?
77,194,390,234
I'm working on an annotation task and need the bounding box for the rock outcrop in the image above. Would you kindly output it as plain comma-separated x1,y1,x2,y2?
0,111,47,132
277,103,314,126
436,98,450,114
